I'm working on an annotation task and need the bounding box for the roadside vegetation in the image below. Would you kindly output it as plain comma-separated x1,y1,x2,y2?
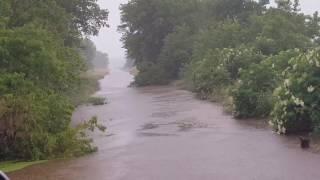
0,160,47,173
0,0,108,164
120,0,320,134
87,96,107,106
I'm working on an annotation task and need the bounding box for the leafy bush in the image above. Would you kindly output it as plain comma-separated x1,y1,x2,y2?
0,0,109,161
187,49,231,98
157,25,196,81
87,96,107,106
250,9,314,55
231,50,301,118
271,48,320,134
186,47,264,99
134,62,170,86
0,74,106,160
0,27,106,161
232,63,277,118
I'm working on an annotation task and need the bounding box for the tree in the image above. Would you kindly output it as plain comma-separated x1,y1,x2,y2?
0,0,108,160
80,39,97,69
250,9,313,55
275,0,292,11
259,0,270,6
120,0,202,85
55,0,109,36
293,0,300,12
93,51,109,69
7,0,108,45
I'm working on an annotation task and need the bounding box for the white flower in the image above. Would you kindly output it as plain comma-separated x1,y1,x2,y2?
285,90,290,95
284,79,291,87
292,96,305,107
269,121,274,126
281,127,286,134
307,86,315,93
272,63,275,68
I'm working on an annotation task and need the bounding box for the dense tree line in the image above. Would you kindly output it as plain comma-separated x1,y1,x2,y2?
81,38,109,69
0,0,108,160
120,0,320,134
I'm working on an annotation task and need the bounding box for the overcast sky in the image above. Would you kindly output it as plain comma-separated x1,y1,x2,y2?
92,0,320,61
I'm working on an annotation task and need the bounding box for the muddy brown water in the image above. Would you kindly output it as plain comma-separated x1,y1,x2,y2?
9,69,320,180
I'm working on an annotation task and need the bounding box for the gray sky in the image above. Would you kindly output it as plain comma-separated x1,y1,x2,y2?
270,0,320,14
91,0,128,61
92,0,320,61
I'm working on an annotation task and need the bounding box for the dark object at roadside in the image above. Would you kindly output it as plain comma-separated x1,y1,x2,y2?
0,171,9,180
299,136,310,149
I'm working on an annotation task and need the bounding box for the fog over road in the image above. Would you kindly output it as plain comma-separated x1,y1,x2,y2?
10,66,320,180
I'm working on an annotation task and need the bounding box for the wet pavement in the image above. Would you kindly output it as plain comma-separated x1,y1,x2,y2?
9,68,320,180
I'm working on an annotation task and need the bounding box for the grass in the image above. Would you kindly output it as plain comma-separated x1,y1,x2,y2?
87,96,107,105
0,160,47,173
69,68,109,106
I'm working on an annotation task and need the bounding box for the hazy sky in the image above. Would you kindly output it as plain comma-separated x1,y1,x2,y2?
91,0,128,61
92,0,320,61
271,0,320,13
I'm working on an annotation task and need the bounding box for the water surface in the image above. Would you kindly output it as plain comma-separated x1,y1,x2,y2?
10,68,320,180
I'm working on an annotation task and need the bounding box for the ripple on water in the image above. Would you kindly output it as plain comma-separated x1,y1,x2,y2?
137,132,178,137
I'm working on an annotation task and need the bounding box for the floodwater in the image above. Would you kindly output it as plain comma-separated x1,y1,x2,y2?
9,68,320,180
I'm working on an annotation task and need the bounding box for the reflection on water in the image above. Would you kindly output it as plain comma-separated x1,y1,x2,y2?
10,68,320,180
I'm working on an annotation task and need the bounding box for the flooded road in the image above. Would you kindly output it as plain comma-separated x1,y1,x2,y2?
10,68,320,180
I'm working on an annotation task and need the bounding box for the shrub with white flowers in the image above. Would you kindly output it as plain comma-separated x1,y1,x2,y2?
231,50,300,119
232,63,277,118
271,48,320,134
187,47,264,98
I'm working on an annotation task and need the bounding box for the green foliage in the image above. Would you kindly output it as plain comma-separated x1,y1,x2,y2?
271,49,320,134
232,50,301,118
0,26,84,92
93,51,109,69
87,96,107,106
250,9,314,55
121,0,320,134
232,63,277,118
0,73,105,160
192,21,250,59
187,47,264,98
0,0,108,161
55,0,109,36
119,0,201,85
80,39,97,69
157,25,196,80
133,61,170,86
0,160,47,173
79,38,109,71
204,0,264,23
187,49,230,97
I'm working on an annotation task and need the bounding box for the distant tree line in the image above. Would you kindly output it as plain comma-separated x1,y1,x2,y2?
0,0,108,160
120,0,320,134
81,39,109,70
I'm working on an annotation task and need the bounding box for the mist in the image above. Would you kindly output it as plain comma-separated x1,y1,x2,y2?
92,0,320,69
91,0,128,69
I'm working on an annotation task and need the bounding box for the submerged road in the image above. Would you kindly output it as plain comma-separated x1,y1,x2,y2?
10,68,320,180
